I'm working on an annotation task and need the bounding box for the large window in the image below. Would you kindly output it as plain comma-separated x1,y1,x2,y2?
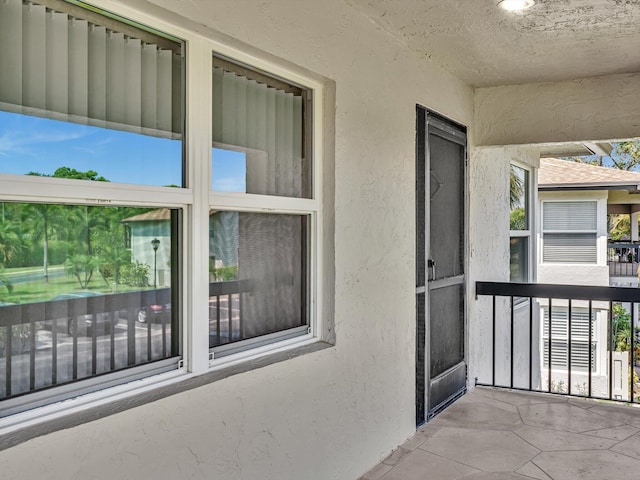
209,56,313,357
0,0,186,415
542,201,597,264
0,0,323,420
509,164,531,282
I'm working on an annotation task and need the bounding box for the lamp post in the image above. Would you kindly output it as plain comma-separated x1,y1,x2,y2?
151,238,160,288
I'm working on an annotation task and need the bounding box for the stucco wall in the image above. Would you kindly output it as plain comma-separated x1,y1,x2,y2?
467,146,539,389
474,73,640,146
0,1,474,479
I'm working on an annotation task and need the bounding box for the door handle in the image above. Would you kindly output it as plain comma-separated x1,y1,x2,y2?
428,259,436,281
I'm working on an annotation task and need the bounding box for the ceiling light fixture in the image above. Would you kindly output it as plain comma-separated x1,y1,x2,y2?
498,0,535,11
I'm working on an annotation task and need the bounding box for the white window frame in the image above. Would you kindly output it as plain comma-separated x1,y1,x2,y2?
0,0,326,433
509,162,534,283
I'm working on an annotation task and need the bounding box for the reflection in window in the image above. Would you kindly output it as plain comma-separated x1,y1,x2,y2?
509,164,531,282
211,55,310,198
0,202,179,405
211,148,247,192
0,0,184,187
510,237,529,283
208,212,308,351
510,165,528,231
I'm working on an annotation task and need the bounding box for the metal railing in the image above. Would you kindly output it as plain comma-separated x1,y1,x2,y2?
476,281,640,403
0,288,174,401
208,280,250,348
608,243,640,278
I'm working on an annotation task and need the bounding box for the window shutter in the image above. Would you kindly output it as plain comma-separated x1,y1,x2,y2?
543,201,597,231
543,201,597,263
543,308,596,371
543,233,597,263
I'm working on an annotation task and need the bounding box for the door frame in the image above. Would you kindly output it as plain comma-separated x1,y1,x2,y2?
415,105,469,425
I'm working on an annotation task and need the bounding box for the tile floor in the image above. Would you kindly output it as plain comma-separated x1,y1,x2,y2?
359,387,640,480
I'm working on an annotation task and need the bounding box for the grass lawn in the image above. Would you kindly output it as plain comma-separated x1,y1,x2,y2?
1,272,151,304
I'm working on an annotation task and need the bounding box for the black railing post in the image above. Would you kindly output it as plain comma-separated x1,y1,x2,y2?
52,318,57,386
492,295,496,386
588,300,595,397
529,297,533,391
631,303,635,403
29,314,36,391
5,324,12,397
216,295,221,345
227,294,233,342
510,296,514,389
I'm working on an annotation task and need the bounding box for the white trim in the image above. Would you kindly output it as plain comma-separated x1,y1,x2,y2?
510,162,534,282
0,0,329,426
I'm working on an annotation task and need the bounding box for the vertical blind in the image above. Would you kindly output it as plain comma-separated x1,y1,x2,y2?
0,0,182,138
212,57,307,198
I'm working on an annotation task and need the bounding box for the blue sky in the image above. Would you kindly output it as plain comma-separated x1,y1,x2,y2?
0,110,246,190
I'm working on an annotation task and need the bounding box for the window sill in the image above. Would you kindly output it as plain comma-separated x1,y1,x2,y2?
0,339,332,451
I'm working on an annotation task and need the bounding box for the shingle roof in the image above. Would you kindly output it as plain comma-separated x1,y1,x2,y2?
539,158,640,189
123,208,219,222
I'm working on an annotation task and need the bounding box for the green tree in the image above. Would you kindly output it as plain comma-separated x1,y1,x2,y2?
509,165,525,210
612,303,632,352
609,214,631,241
0,217,21,267
93,223,132,288
569,141,640,171
64,254,98,289
21,204,65,282
28,167,110,182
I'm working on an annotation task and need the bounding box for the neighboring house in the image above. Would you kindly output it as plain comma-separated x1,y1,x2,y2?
123,208,239,286
122,208,173,288
536,157,640,398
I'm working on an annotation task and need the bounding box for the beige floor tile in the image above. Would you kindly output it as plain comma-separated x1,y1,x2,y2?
587,403,640,428
382,447,411,466
380,449,478,480
610,432,640,460
514,425,618,451
473,387,567,406
359,462,394,480
401,432,428,451
533,450,640,480
582,424,639,441
431,401,523,431
518,402,625,433
515,461,553,480
460,391,520,413
419,427,538,472
462,472,535,480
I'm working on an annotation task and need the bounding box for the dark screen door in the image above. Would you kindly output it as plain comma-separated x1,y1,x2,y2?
416,107,467,423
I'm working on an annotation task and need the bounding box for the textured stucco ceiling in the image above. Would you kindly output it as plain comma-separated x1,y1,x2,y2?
346,0,640,87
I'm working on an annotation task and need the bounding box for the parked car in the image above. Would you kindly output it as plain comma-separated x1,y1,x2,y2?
137,302,171,324
45,292,119,337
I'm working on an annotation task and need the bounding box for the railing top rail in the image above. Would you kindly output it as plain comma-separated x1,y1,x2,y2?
476,281,640,303
608,242,640,248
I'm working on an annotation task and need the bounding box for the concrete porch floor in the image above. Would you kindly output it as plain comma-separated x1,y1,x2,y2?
360,387,640,480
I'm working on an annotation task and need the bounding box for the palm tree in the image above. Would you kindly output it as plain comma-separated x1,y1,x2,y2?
0,216,21,267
